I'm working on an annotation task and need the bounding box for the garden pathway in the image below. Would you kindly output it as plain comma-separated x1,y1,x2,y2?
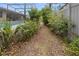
4,24,67,56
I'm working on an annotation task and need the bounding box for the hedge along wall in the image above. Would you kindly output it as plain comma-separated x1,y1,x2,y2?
59,3,79,39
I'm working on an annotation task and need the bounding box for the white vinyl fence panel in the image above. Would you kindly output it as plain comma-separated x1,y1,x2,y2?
59,3,79,36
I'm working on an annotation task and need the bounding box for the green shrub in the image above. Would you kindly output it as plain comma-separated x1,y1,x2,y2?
0,30,4,55
28,8,41,22
41,7,73,37
48,15,69,37
14,20,38,42
2,21,12,48
41,7,53,25
66,37,79,56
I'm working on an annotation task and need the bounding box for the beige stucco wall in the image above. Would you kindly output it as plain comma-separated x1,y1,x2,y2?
2,11,6,21
0,10,6,21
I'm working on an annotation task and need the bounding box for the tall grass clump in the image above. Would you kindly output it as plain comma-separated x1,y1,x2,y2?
66,37,79,56
2,21,12,48
14,20,38,42
0,21,12,55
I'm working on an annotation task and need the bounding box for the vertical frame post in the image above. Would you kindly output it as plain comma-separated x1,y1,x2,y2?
68,3,72,40
24,3,26,20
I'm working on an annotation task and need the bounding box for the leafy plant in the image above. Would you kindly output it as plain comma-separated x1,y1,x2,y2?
2,21,12,48
41,7,53,25
14,20,38,42
28,8,41,22
41,6,73,37
48,15,69,37
0,30,4,55
66,37,79,56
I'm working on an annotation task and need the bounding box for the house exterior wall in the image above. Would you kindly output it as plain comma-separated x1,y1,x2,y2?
0,10,7,21
59,3,79,36
0,10,24,21
2,11,7,21
0,10,25,27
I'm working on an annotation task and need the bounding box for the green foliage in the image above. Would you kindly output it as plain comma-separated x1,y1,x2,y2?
28,8,41,21
41,7,53,25
48,15,69,37
66,37,79,56
2,21,12,48
41,6,73,37
0,31,4,55
14,20,38,42
0,20,38,55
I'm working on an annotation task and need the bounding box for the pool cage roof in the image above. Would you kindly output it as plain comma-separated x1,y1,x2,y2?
0,3,65,20
7,3,36,15
0,3,39,19
0,3,65,14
